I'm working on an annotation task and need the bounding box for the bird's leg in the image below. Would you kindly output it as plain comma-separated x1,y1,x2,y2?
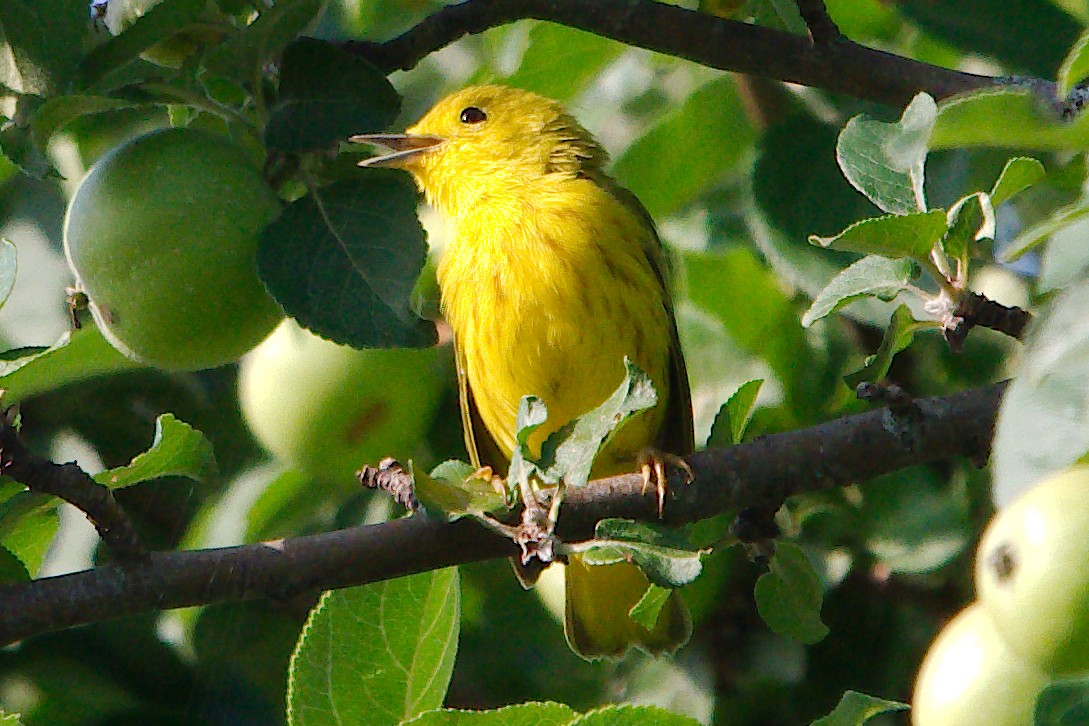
638,449,693,518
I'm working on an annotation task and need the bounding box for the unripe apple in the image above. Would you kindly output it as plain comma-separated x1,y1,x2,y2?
912,603,1048,726
239,320,447,487
976,466,1089,676
64,127,284,371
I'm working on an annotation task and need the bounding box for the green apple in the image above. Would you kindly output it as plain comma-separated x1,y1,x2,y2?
238,319,448,487
64,127,283,371
912,603,1048,726
102,0,225,68
976,466,1089,675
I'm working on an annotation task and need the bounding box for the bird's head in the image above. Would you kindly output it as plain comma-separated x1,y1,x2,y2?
351,85,607,213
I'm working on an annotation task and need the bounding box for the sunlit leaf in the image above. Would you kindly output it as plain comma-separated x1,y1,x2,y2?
287,569,459,726
809,211,947,260
809,691,908,726
706,378,764,447
94,414,218,488
802,256,918,328
836,93,936,215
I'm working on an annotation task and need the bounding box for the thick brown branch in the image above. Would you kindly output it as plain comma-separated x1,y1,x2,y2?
0,415,147,564
342,0,1033,108
0,383,1004,645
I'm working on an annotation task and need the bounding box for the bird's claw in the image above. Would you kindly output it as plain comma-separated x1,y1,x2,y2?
638,449,693,518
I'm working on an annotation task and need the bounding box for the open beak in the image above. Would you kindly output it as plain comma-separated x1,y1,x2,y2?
349,133,445,168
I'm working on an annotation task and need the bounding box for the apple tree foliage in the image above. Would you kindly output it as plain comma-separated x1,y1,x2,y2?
3,0,1089,724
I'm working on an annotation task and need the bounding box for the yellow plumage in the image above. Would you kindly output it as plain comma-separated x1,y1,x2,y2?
355,85,693,659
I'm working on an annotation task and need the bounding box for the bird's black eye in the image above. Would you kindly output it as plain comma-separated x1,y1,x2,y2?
459,107,487,124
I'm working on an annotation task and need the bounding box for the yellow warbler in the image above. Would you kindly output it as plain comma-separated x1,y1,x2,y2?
354,85,693,659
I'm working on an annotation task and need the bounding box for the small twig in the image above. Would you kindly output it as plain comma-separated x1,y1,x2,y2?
0,414,147,564
795,0,842,45
944,291,1033,351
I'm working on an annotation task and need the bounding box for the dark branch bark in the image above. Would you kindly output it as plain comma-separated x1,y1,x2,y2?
0,415,147,565
796,0,842,45
944,291,1034,351
342,0,1038,108
0,382,1004,646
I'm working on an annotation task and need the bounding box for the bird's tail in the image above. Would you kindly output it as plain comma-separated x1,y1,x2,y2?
563,554,691,659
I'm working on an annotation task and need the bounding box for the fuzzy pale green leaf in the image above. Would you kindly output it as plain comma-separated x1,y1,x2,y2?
802,256,918,328
835,93,935,214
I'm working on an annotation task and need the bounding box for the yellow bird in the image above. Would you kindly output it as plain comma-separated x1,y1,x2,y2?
353,85,693,659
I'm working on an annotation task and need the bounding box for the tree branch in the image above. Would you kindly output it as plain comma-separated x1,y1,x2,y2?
0,382,1004,645
342,0,1040,108
0,415,147,565
796,0,842,45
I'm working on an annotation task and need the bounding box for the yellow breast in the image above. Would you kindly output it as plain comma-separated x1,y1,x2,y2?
438,175,673,473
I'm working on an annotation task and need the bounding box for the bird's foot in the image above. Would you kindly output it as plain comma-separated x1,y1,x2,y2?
638,449,693,518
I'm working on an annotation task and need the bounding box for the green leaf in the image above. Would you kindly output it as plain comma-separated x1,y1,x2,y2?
404,703,577,726
931,88,1089,151
896,0,1079,77
942,191,994,262
0,500,58,577
0,120,57,179
0,0,69,96
0,543,29,583
801,256,918,328
29,95,138,150
75,0,209,89
93,414,218,489
535,359,658,487
0,239,15,310
579,519,704,589
500,23,623,101
707,379,764,447
0,710,24,725
844,305,939,387
1061,30,1089,98
417,460,507,522
990,156,1046,207
754,541,829,644
286,568,460,726
809,690,908,726
628,583,673,631
0,325,142,405
204,0,324,82
809,210,947,260
1035,676,1089,726
1003,202,1089,261
612,76,755,218
265,38,400,152
257,173,437,349
569,704,702,726
836,93,936,215
992,280,1089,506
